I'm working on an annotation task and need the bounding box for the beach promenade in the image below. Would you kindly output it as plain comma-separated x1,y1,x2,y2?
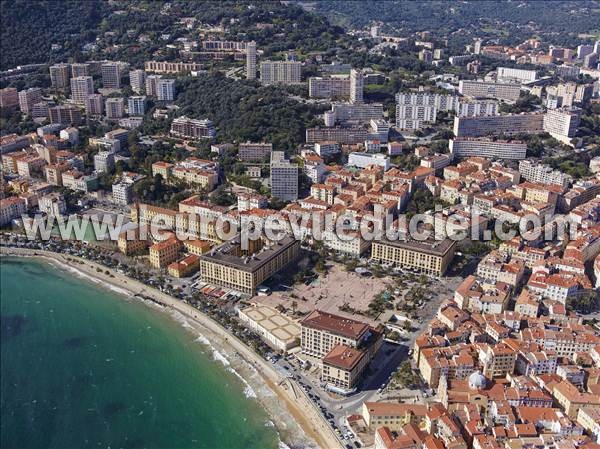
1,246,342,449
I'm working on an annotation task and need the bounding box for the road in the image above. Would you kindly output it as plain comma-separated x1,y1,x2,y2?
265,267,465,446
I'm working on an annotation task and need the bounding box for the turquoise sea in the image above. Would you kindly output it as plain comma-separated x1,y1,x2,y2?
0,258,281,449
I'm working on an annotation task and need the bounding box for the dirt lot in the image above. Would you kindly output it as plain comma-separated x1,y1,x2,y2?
254,264,393,325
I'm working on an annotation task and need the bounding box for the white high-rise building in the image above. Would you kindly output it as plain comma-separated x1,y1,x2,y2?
396,104,437,130
474,39,482,55
128,96,146,116
456,99,498,117
101,62,121,89
496,67,537,84
350,69,363,104
49,64,70,88
260,61,301,85
323,111,336,127
577,44,595,60
18,88,42,115
70,76,94,105
129,69,146,94
395,91,457,130
270,151,298,202
85,94,103,117
395,91,459,111
543,108,581,145
145,74,161,97
112,182,134,205
105,97,125,119
246,41,257,80
370,119,390,143
156,79,176,101
94,151,115,173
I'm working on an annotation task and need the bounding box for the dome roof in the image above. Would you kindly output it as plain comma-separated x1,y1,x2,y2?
468,371,487,390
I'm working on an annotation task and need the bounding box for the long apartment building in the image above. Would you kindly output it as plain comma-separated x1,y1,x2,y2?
453,113,544,137
449,138,527,160
519,160,572,188
331,102,383,124
144,61,202,74
49,105,82,126
457,99,498,117
496,67,537,84
371,238,457,276
309,69,363,102
396,91,498,130
310,76,351,99
458,80,522,102
201,40,247,52
396,104,437,130
199,235,300,295
259,61,301,85
238,142,272,162
306,127,369,145
170,116,216,140
396,91,459,111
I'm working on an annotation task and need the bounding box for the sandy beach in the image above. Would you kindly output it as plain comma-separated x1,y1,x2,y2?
1,246,342,449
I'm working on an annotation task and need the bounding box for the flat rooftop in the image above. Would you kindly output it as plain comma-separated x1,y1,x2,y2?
240,305,300,344
200,235,298,272
375,237,457,257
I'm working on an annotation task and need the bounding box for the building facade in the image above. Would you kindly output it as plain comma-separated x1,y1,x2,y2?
199,236,300,295
270,151,298,201
453,113,544,137
170,116,216,140
449,138,527,160
260,61,301,85
371,238,457,276
70,76,94,105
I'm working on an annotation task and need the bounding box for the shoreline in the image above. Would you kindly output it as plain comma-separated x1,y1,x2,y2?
1,247,342,449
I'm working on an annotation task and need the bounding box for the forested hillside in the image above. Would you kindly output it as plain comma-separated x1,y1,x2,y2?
141,73,327,151
0,0,346,71
312,0,600,46
0,0,109,70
